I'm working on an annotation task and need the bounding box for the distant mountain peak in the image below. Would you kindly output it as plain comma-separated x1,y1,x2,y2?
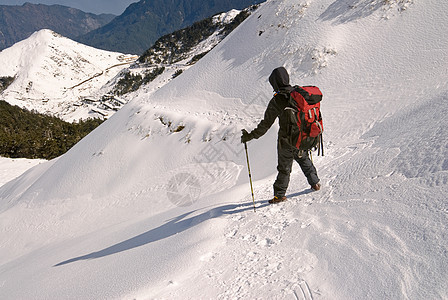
0,29,135,121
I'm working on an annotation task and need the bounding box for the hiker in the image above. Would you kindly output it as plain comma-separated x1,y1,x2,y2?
241,67,321,204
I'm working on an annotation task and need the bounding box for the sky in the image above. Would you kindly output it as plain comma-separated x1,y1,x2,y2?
0,0,139,15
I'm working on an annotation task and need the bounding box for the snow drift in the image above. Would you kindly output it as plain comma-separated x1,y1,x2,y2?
1,0,447,299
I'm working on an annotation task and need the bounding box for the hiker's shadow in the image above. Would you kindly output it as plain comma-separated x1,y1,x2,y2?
287,188,313,198
54,200,269,267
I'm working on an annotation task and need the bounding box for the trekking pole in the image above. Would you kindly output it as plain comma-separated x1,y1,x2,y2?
320,134,324,156
244,142,256,212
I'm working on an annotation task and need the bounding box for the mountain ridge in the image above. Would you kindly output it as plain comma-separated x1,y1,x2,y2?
0,2,115,51
76,0,265,54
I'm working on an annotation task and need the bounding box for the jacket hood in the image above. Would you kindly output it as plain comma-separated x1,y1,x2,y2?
269,67,292,92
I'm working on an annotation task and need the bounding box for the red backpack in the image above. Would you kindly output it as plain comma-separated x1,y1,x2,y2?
282,86,324,156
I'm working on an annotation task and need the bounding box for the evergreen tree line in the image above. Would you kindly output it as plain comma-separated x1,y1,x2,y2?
138,17,219,65
112,5,259,96
113,66,165,96
138,5,259,66
0,100,104,159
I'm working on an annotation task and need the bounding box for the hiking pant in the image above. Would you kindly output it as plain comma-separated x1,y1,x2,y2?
273,145,319,197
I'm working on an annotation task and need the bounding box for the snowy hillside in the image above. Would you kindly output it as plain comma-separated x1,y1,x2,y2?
1,0,447,299
0,29,136,121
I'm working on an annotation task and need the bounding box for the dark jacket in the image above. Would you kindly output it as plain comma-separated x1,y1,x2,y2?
250,67,293,141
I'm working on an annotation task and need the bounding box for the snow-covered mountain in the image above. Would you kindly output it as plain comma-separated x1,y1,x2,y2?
1,0,447,299
0,29,136,121
105,7,257,97
0,8,255,122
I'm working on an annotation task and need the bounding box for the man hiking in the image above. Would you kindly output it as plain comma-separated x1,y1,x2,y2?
241,67,321,204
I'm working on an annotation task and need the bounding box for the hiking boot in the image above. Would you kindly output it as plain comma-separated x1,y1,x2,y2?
269,196,287,204
311,182,321,191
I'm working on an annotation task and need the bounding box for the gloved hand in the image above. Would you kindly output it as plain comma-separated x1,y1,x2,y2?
241,129,253,143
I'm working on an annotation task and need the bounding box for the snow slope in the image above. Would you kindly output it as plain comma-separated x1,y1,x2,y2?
1,0,447,299
0,29,135,121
